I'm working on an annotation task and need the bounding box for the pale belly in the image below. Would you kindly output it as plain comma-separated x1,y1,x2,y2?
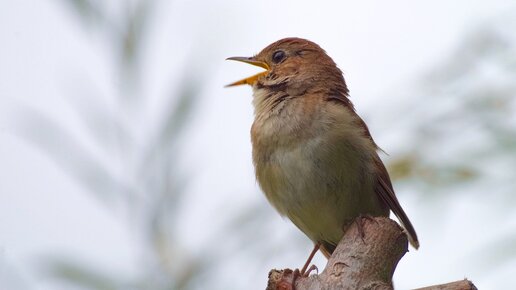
255,135,385,246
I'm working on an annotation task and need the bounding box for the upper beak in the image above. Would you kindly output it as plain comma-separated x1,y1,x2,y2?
225,56,270,87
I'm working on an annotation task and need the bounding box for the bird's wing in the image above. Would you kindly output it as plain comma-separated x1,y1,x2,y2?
354,114,420,249
327,95,419,249
374,157,420,249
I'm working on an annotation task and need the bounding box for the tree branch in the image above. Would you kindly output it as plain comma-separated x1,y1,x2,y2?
265,217,476,290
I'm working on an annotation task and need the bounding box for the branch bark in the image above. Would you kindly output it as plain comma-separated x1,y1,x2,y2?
265,217,476,290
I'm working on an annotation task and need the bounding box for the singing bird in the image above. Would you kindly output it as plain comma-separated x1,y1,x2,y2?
226,38,419,272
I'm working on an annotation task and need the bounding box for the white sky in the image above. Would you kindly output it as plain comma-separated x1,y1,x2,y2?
1,0,515,289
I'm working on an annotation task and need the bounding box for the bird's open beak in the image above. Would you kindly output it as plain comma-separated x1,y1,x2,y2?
225,57,270,87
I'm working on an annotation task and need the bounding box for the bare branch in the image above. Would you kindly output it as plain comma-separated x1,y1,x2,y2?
265,217,476,290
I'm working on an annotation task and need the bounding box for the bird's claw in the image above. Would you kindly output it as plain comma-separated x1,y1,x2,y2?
355,215,376,243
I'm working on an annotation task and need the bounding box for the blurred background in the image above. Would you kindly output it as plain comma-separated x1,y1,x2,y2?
1,0,515,289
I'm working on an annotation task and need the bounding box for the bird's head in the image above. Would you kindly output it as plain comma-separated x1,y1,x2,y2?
227,38,348,98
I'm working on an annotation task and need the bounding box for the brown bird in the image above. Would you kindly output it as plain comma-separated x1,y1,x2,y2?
226,38,419,273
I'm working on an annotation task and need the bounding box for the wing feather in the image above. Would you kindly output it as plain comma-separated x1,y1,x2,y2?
326,95,420,249
374,158,420,249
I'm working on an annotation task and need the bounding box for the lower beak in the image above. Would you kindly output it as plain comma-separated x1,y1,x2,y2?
225,57,270,87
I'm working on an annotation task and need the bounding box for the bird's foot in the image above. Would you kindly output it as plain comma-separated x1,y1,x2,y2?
276,266,317,290
300,264,318,276
300,243,320,275
274,243,321,289
354,215,377,243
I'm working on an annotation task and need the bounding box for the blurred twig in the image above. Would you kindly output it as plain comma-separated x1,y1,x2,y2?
19,1,210,289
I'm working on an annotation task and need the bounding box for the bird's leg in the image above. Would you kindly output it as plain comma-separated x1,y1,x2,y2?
300,243,320,276
280,244,319,290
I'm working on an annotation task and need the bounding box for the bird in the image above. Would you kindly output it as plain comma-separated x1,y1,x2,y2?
226,37,419,273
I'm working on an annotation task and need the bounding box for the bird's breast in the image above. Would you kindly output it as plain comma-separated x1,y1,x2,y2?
250,98,380,244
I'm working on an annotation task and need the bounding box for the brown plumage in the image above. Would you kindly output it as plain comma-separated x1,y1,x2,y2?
227,37,419,262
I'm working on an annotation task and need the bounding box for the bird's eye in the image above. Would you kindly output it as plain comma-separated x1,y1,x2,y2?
272,50,286,64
